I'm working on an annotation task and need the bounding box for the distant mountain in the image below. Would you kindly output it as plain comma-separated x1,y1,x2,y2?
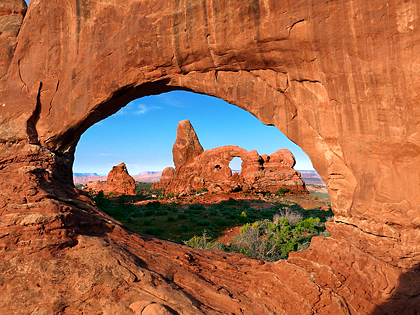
73,171,163,184
73,175,107,184
74,169,325,185
139,171,162,175
73,173,100,177
298,170,325,185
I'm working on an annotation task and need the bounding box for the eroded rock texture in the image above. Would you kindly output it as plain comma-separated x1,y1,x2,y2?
83,162,136,196
153,120,308,195
1,0,420,313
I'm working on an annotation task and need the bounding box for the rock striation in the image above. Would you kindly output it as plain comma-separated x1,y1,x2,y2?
153,120,308,195
83,162,135,196
1,0,420,313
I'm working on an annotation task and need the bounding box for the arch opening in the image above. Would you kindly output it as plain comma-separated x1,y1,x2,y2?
74,90,331,251
229,157,243,175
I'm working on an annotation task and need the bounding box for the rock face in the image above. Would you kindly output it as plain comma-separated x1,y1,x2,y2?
83,162,136,196
0,0,26,81
172,120,204,169
1,0,420,313
153,120,308,195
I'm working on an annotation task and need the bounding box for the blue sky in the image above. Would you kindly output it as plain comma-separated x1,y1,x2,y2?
74,91,315,175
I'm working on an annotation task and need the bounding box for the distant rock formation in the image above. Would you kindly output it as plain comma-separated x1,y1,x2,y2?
153,120,308,195
83,162,135,196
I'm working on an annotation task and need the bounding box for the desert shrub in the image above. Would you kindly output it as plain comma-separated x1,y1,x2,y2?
242,203,251,209
184,231,225,250
180,224,190,232
274,208,303,226
177,213,187,219
221,210,230,216
92,192,137,220
197,188,208,194
143,219,152,226
144,210,154,216
213,203,227,211
230,216,324,261
189,203,205,211
278,187,290,195
236,211,250,223
144,201,161,209
143,227,163,236
214,217,228,226
189,217,198,223
167,217,175,222
197,220,212,226
225,197,238,206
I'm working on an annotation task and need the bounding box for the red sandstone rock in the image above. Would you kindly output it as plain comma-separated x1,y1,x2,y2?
152,166,175,190
83,162,135,196
0,0,26,81
1,0,420,313
172,120,204,169
153,121,308,195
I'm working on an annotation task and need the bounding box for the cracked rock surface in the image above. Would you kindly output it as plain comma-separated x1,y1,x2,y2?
1,0,420,313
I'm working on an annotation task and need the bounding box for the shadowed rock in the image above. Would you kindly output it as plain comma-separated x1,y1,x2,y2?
1,0,420,313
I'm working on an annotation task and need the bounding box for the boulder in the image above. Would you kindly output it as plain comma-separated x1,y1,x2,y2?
83,162,135,196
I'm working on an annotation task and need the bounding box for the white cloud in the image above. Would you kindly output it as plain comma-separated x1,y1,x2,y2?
134,104,161,115
116,103,161,116
156,93,184,108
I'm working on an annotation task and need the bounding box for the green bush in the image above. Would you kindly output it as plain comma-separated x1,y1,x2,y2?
189,203,205,211
197,188,208,194
214,217,228,226
278,187,290,195
183,231,225,250
177,213,187,219
144,201,161,209
180,224,190,232
197,220,212,226
143,227,164,236
230,215,324,261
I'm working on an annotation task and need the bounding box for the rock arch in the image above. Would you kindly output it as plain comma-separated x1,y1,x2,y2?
1,0,419,313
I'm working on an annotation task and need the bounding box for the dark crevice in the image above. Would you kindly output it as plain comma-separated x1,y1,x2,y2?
292,78,323,85
17,59,29,91
27,82,42,145
46,79,60,117
287,19,306,37
334,220,398,240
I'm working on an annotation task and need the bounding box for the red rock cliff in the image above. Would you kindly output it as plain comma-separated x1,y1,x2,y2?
0,0,419,313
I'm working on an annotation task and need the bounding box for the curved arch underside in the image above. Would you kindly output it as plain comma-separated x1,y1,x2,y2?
1,0,420,313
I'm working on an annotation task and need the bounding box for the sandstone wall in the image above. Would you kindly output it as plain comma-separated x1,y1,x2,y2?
0,0,419,313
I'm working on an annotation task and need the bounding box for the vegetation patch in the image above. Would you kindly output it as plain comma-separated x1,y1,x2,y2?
89,183,333,261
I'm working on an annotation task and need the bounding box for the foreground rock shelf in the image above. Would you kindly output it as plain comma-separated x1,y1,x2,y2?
1,0,420,313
